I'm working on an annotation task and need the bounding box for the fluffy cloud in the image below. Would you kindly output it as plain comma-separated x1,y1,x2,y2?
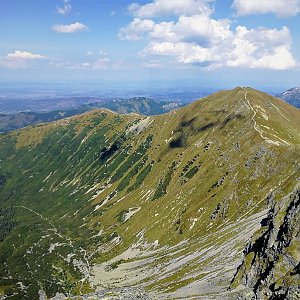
232,0,300,18
119,0,298,70
57,0,72,15
225,26,296,70
128,0,214,18
142,41,221,68
7,50,46,60
143,26,297,70
52,22,88,33
119,14,232,43
0,51,47,69
118,18,155,40
150,15,232,44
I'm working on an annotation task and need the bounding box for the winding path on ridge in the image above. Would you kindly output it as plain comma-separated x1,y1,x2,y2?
242,87,279,146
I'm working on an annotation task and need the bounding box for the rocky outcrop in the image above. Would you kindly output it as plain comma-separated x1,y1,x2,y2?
230,186,300,299
1,87,300,299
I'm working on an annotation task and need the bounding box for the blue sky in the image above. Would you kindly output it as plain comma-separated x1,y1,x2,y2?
0,0,299,88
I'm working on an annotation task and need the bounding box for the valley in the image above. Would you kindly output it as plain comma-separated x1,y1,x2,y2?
0,87,299,299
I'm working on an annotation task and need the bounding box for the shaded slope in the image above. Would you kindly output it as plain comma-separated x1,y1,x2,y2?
277,87,300,109
0,87,299,299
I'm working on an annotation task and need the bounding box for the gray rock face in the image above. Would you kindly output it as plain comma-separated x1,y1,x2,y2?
230,187,300,299
51,287,152,300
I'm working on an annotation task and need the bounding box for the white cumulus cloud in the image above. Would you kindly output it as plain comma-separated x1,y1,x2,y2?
118,18,155,40
52,22,88,33
232,0,300,18
7,50,46,60
225,26,297,70
149,15,232,44
0,51,47,69
129,0,214,18
119,0,298,70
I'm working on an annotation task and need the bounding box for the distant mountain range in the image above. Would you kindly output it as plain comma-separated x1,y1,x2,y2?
0,97,182,133
0,86,214,114
0,87,299,299
277,87,300,108
2,86,300,135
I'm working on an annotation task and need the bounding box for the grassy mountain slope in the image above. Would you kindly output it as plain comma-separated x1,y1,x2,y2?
101,97,181,115
0,98,181,134
0,87,299,299
0,108,90,134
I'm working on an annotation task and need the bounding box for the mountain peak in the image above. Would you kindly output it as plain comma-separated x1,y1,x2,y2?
277,87,300,109
243,87,300,146
175,87,300,147
0,87,299,299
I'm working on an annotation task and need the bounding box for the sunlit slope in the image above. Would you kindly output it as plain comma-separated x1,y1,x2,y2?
0,87,299,299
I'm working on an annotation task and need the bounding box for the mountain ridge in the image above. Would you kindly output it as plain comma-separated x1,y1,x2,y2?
0,87,299,299
0,97,182,134
277,87,300,109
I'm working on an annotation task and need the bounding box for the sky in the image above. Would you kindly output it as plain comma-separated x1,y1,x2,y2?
0,0,300,88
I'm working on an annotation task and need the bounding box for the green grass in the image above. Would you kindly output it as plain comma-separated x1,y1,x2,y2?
0,88,299,298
